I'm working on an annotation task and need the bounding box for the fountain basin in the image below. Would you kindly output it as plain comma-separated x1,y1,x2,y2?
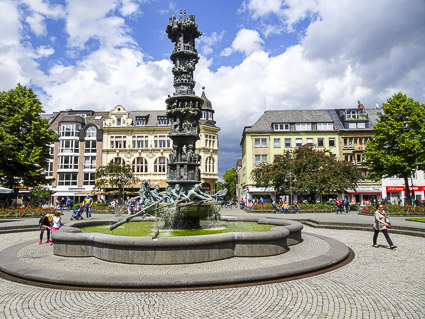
52,217,303,265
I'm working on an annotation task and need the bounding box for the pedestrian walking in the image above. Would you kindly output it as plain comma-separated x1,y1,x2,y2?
372,204,397,249
60,197,66,211
66,197,72,210
343,197,349,214
336,197,342,214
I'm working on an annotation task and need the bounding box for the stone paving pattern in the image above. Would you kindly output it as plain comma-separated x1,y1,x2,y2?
0,209,424,318
16,233,329,276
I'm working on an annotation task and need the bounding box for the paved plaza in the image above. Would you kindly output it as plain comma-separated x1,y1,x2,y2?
0,209,424,318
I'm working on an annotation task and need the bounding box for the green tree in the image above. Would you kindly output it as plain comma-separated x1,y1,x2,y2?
29,186,52,204
363,92,425,202
94,162,138,202
222,168,237,201
251,145,362,202
0,84,56,190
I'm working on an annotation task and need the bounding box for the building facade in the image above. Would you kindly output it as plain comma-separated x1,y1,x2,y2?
46,90,220,203
238,104,424,205
47,110,106,205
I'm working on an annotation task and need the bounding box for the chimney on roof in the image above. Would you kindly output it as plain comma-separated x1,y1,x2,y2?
358,101,364,109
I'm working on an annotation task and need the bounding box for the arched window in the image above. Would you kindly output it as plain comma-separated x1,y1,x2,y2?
85,126,97,138
154,157,168,173
111,157,125,166
132,157,148,173
205,156,215,173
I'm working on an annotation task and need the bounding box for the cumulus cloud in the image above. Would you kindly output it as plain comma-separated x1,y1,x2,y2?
1,0,425,175
65,0,136,49
198,31,224,56
42,48,172,111
221,29,264,57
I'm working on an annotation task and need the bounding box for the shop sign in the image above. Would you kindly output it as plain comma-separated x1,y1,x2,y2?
386,186,425,191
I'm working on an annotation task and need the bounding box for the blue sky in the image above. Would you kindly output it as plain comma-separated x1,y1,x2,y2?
1,0,425,177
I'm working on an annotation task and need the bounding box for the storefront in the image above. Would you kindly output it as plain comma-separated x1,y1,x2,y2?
385,186,425,204
347,186,382,205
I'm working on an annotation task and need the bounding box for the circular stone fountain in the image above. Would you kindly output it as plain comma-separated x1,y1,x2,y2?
52,217,303,264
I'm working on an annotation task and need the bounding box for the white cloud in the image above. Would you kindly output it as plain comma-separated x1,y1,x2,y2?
198,31,224,56
42,47,172,112
26,13,46,36
65,0,136,49
221,29,264,57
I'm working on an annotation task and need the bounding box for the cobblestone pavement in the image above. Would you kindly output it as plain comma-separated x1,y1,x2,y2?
0,227,424,318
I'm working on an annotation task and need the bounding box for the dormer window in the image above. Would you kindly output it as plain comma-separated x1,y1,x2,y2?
273,123,290,131
158,116,167,125
317,123,333,130
295,123,311,131
116,117,122,126
136,116,147,126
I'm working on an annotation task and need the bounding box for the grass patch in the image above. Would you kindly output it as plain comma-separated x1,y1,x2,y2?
406,217,425,222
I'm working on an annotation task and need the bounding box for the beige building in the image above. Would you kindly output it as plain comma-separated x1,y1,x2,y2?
102,90,220,194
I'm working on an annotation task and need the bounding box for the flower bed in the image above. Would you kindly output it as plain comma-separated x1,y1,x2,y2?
244,203,356,213
0,206,55,218
360,204,425,216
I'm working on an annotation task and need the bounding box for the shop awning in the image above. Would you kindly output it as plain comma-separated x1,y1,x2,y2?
0,187,13,194
347,187,382,194
51,192,78,197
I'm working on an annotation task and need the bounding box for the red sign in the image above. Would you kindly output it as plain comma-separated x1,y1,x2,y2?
386,186,425,191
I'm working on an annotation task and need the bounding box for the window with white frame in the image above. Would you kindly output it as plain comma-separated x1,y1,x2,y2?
295,123,312,131
273,123,290,131
157,116,167,125
111,157,125,166
329,138,336,147
357,122,366,129
49,144,54,156
116,117,122,126
132,157,148,173
58,155,79,170
285,138,291,148
45,161,53,178
110,136,127,149
132,135,149,149
306,138,314,145
84,140,96,153
205,156,215,173
348,123,357,129
205,134,216,148
295,138,303,147
274,138,280,148
85,126,97,138
83,172,95,185
317,123,333,130
59,139,79,153
135,116,147,126
58,173,78,186
318,138,324,147
154,157,167,173
154,135,171,148
59,123,81,137
254,138,267,148
255,154,268,164
83,156,96,170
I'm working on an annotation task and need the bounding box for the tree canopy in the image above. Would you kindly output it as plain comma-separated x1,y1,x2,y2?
251,145,362,201
94,162,138,198
0,84,56,189
222,168,237,201
363,92,425,200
